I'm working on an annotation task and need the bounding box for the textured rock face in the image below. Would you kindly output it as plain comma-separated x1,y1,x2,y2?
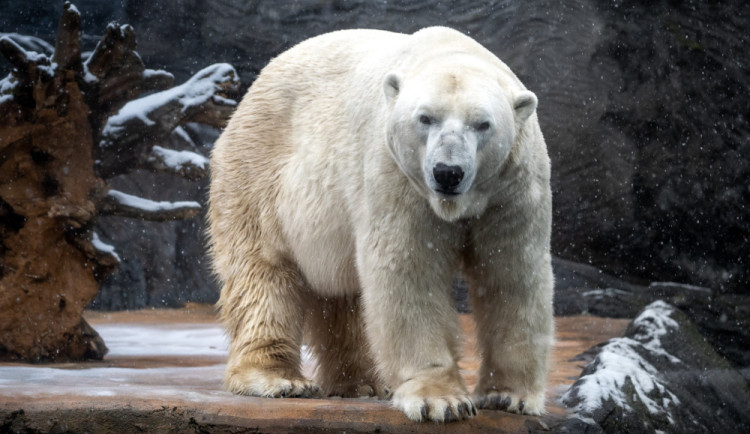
553,257,750,377
2,0,748,308
561,301,750,433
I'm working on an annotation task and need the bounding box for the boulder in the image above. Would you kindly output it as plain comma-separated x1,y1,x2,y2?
561,301,750,433
553,257,750,376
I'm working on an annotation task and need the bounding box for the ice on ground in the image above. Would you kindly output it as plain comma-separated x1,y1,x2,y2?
96,324,228,357
0,364,229,402
0,323,230,401
562,301,681,424
0,323,314,402
107,189,200,212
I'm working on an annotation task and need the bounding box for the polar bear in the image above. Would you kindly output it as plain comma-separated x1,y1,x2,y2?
208,27,554,423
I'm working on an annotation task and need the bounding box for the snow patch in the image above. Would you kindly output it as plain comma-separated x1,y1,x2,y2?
92,232,121,262
142,68,173,80
101,63,238,143
212,94,238,107
0,323,315,402
107,189,200,212
562,301,681,424
629,301,682,364
171,126,196,147
581,288,630,298
0,75,16,104
96,324,228,357
0,33,54,54
0,36,56,78
0,75,17,93
151,145,208,170
0,364,229,402
37,61,58,78
65,3,80,15
82,61,98,84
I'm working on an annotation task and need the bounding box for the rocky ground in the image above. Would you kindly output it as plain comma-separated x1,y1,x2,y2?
0,305,629,433
3,277,748,433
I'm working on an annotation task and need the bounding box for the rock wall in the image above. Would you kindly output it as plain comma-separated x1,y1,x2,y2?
2,0,748,308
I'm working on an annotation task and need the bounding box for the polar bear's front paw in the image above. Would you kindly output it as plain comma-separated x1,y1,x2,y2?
327,382,391,399
474,390,545,415
395,394,477,422
392,378,476,422
226,367,321,398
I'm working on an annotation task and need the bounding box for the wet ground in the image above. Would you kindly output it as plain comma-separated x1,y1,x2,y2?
0,304,628,433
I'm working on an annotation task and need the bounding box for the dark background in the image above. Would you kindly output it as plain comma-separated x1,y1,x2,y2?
2,0,748,309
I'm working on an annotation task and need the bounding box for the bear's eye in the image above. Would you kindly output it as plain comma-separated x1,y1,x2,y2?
477,121,491,132
419,115,433,126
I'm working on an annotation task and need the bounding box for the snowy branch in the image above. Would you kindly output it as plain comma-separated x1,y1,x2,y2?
145,146,209,180
0,33,53,55
0,36,56,80
99,189,201,221
83,22,174,109
63,228,121,280
94,63,239,178
0,37,55,148
91,232,121,263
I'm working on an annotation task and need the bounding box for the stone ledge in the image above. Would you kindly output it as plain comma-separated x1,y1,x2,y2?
0,307,629,433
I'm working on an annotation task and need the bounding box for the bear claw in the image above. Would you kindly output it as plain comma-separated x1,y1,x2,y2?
395,395,476,423
475,390,543,415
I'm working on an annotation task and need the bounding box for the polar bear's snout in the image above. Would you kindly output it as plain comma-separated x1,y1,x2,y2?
433,163,464,194
423,130,477,197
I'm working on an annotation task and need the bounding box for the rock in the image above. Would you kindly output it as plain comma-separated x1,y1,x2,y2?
553,257,649,318
561,301,750,433
2,0,748,308
553,257,750,374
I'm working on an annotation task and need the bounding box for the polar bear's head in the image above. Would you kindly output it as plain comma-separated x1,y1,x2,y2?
383,56,537,221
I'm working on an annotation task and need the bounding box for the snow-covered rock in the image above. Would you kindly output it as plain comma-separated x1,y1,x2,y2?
561,301,750,433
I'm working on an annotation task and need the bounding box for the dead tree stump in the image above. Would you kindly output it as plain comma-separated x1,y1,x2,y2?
0,2,240,362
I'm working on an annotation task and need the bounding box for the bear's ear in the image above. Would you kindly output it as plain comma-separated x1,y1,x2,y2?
383,72,401,103
513,90,538,122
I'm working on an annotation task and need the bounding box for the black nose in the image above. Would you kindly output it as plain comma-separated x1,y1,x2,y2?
433,163,464,192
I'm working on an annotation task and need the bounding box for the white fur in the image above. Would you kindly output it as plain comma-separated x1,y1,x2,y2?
208,27,554,423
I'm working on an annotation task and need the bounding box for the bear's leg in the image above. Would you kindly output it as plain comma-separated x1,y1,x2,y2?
466,225,554,416
220,259,320,398
357,227,476,422
305,294,388,398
